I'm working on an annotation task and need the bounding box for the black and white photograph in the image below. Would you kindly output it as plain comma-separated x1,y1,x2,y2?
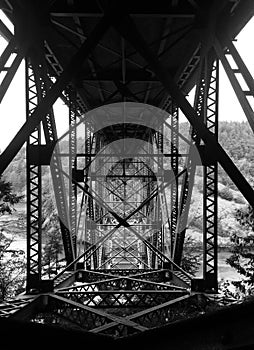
0,1,254,349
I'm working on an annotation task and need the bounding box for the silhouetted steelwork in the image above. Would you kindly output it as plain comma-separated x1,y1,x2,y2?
0,0,254,345
203,56,219,292
26,58,42,290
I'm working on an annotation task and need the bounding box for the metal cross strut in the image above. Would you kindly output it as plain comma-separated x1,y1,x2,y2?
0,0,254,348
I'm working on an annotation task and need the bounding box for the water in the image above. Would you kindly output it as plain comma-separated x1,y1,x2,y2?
196,251,242,281
9,237,26,252
8,236,242,281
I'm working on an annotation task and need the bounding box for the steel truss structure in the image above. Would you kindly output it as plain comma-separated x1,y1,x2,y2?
0,0,254,345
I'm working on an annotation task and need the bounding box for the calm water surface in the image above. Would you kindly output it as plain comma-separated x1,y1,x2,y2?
9,238,242,281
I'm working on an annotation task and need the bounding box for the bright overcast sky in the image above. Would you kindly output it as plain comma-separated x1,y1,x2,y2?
0,13,253,152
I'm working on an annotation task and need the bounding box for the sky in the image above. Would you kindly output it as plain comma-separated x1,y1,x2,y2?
0,12,253,152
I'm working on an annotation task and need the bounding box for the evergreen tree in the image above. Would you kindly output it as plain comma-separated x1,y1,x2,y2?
226,205,254,297
0,176,23,214
181,236,201,274
42,215,63,278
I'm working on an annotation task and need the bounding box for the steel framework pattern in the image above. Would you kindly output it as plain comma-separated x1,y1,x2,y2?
203,57,219,291
69,88,77,256
26,58,42,287
0,0,254,345
170,103,179,257
77,124,166,271
173,51,208,266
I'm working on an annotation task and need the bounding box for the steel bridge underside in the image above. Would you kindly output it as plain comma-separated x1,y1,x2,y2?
0,0,254,348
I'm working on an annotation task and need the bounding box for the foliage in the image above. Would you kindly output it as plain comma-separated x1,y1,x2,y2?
181,236,201,274
42,217,63,278
0,231,25,301
0,177,25,301
3,121,254,197
218,216,241,238
218,279,250,301
2,121,254,285
219,122,254,161
218,186,234,201
2,147,26,194
225,205,254,299
235,205,254,229
0,176,23,214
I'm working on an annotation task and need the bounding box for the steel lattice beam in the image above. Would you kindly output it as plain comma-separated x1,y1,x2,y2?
69,88,77,257
92,294,196,334
31,294,147,334
26,58,42,291
173,52,211,265
57,290,187,308
170,103,179,257
58,276,185,292
32,50,75,266
202,57,218,292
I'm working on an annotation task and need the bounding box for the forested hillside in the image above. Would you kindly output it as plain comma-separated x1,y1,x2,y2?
1,121,253,249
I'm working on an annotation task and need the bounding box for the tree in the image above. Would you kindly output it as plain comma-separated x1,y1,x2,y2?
0,176,25,301
42,217,63,278
41,189,63,278
181,236,201,274
0,230,25,301
226,205,254,298
0,176,23,214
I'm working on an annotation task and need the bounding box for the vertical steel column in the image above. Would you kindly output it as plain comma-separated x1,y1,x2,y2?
170,104,179,258
33,51,75,267
26,58,42,292
148,161,155,268
203,57,218,292
150,131,160,268
173,56,206,265
157,128,164,258
91,136,101,270
69,88,77,258
85,127,94,269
